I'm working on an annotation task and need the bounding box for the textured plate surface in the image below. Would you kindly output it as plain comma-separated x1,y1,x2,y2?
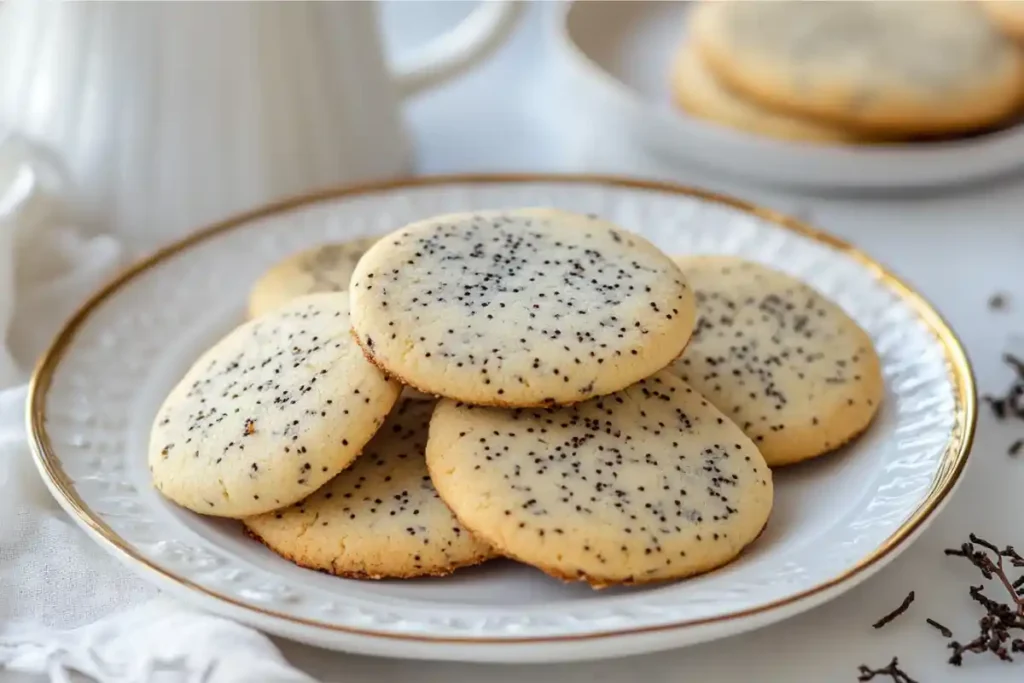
28,176,974,662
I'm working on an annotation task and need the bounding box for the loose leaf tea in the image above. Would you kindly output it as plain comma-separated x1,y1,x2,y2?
982,353,1024,455
856,657,918,682
944,534,1024,666
926,618,953,638
873,591,915,629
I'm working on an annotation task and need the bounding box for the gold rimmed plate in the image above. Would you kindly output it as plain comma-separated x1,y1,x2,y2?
27,175,974,662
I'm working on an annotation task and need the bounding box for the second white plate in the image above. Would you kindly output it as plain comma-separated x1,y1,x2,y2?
29,176,974,662
552,1,1024,190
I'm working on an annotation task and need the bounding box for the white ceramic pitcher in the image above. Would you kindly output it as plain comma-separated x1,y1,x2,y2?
0,0,522,246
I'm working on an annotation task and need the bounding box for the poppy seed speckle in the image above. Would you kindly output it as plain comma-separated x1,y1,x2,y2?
426,370,773,587
670,256,883,467
149,292,401,518
245,398,494,578
349,209,696,407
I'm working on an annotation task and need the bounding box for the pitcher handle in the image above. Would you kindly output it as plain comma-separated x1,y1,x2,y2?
391,1,524,99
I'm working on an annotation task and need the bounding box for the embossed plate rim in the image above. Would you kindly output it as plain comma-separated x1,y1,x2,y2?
26,174,976,650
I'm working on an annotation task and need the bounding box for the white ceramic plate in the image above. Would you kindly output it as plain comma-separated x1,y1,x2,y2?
551,1,1024,190
29,176,974,663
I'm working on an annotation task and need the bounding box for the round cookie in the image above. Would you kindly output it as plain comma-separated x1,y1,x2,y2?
245,399,494,578
670,256,884,467
671,43,870,144
691,0,1024,135
248,238,378,318
149,292,401,518
349,209,696,407
427,371,773,587
980,1,1024,41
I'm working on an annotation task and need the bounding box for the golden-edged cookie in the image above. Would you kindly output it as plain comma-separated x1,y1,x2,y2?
692,0,1024,135
671,43,870,144
349,209,696,407
246,399,494,578
427,371,773,587
149,293,401,518
248,238,377,318
670,256,884,467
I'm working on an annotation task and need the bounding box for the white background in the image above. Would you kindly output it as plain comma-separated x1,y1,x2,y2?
9,2,1024,681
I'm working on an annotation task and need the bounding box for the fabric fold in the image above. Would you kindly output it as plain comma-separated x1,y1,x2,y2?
0,134,317,683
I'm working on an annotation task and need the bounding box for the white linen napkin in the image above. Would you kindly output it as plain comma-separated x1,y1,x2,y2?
0,600,315,683
0,135,316,683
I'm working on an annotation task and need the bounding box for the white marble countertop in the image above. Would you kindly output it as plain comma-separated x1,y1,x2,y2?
9,2,1024,681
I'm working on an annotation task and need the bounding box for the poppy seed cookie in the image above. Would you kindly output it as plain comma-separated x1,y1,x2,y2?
670,256,883,467
349,209,696,407
426,371,773,587
692,0,1024,135
671,43,871,144
245,399,494,578
149,292,401,518
248,238,377,318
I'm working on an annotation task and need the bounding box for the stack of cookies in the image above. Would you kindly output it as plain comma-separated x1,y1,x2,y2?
673,0,1024,143
149,208,883,587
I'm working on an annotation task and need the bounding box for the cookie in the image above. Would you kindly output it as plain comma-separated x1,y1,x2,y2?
246,238,431,404
692,0,1024,135
245,399,494,578
149,292,401,518
671,43,870,144
349,209,696,407
248,238,377,318
670,256,883,467
980,0,1024,41
426,371,773,587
